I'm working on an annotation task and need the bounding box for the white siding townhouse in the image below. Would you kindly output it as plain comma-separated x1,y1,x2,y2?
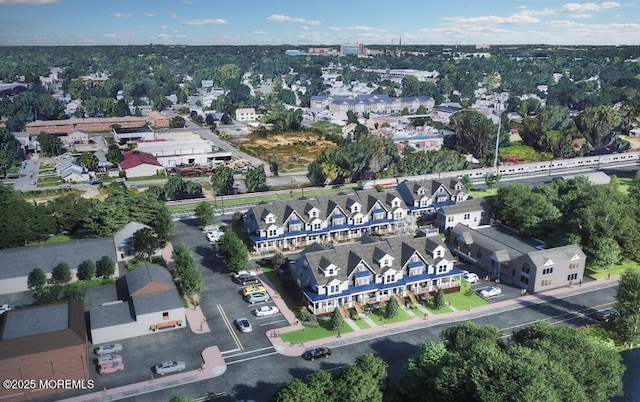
244,189,411,253
396,178,470,218
436,198,492,231
291,234,462,316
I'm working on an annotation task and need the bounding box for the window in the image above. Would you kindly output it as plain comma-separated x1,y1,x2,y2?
436,250,442,257
332,217,344,226
569,262,580,270
313,223,321,230
355,277,369,286
567,273,578,281
311,211,318,218
447,216,453,222
463,213,470,220
522,263,531,274
268,229,277,237
328,268,334,275
520,275,529,285
385,274,396,283
542,267,553,275
438,264,447,273
383,258,389,267
289,223,302,232
329,284,340,294
541,279,552,287
354,217,363,224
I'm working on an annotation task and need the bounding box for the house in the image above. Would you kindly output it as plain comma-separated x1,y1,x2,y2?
396,178,469,218
235,108,256,122
435,198,492,231
56,158,90,182
89,263,186,344
449,224,586,292
94,149,115,172
0,238,118,295
113,222,154,261
0,301,90,401
291,234,462,316
310,94,434,115
243,189,411,253
146,111,170,128
119,150,163,178
61,130,89,147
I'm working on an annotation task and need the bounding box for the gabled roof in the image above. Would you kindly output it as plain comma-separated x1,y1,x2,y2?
119,150,162,170
126,262,174,296
438,198,491,215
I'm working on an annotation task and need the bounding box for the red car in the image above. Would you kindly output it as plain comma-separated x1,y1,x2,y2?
98,361,124,375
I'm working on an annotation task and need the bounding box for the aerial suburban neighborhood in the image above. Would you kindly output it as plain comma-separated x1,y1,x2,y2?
1,1,640,401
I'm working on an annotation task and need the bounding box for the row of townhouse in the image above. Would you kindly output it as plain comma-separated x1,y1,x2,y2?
310,94,435,115
244,179,476,253
449,224,586,293
291,233,462,316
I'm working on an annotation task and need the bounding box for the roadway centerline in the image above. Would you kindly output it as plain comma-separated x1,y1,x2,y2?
217,303,243,350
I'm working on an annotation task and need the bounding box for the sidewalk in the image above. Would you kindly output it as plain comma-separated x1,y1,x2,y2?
262,274,621,357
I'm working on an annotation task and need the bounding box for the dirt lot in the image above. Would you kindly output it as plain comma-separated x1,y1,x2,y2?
229,132,337,172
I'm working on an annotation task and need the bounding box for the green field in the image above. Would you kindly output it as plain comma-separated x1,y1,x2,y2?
367,306,413,325
280,319,355,344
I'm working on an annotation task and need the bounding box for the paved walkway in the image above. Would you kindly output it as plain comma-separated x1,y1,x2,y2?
264,275,621,357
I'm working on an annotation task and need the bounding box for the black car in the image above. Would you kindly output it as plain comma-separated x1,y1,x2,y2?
596,309,619,323
233,275,260,285
302,347,332,361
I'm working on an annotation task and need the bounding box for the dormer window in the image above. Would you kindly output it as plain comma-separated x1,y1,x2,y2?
392,199,399,208
265,213,276,224
417,187,425,195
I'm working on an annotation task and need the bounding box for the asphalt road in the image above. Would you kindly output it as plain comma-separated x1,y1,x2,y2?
134,262,618,402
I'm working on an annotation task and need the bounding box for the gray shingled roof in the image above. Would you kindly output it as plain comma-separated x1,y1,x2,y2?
527,244,586,266
0,238,117,280
132,287,183,315
299,234,454,286
439,198,491,215
451,224,542,260
396,178,466,205
2,303,68,339
126,262,174,296
90,301,135,329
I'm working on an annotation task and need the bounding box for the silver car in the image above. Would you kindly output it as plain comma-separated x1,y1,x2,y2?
95,343,123,355
97,354,123,366
153,360,186,375
234,318,252,333
245,292,270,304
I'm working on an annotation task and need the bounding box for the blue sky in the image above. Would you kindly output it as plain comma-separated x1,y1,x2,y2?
0,0,638,46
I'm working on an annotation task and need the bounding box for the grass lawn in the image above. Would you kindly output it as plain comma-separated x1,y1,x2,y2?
29,234,71,245
422,301,454,314
280,319,354,344
261,266,303,312
586,260,639,279
367,307,413,326
446,280,490,310
71,278,115,290
615,176,633,195
468,190,496,199
353,318,370,330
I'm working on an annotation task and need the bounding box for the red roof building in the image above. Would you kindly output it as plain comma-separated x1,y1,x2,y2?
119,150,163,178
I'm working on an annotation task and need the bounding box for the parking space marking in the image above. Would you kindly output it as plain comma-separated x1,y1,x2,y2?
258,319,287,326
217,304,243,350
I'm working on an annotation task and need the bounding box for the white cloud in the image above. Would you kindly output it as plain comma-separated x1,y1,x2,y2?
0,0,58,4
514,8,556,17
561,2,620,12
266,14,319,25
569,13,593,18
250,30,267,34
111,13,132,18
169,13,179,19
442,14,539,25
144,13,155,17
180,18,227,26
161,25,168,29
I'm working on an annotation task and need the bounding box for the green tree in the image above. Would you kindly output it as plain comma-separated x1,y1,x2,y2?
484,172,502,190
172,242,204,296
96,255,115,278
330,306,344,331
106,144,124,164
271,252,286,270
217,231,248,273
385,296,399,319
169,116,185,128
576,105,623,151
588,236,621,268
0,128,24,178
169,397,193,402
210,166,235,195
433,288,445,310
131,227,161,260
33,284,85,305
448,109,497,162
194,202,215,227
76,153,99,172
27,268,47,289
334,354,387,402
459,175,473,192
615,269,640,348
36,132,64,156
51,262,71,284
77,259,96,281
245,165,267,192
271,379,316,402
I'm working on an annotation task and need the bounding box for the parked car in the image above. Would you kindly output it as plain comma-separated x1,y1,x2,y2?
96,354,123,366
245,292,270,304
302,347,332,361
95,343,123,355
463,272,480,283
232,270,251,279
596,309,619,323
98,361,124,375
252,305,280,317
234,318,252,333
0,304,11,315
153,361,186,375
241,285,266,297
234,274,260,285
206,231,222,242
480,286,502,298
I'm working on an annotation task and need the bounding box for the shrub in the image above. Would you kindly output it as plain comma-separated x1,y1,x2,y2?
385,296,399,318
349,308,360,320
77,260,96,281
434,288,446,309
52,262,71,284
28,268,47,289
300,312,319,327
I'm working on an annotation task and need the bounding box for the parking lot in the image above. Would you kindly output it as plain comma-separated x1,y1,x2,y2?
78,219,286,392
455,262,527,302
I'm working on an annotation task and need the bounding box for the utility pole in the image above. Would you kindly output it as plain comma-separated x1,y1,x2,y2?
493,114,501,173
